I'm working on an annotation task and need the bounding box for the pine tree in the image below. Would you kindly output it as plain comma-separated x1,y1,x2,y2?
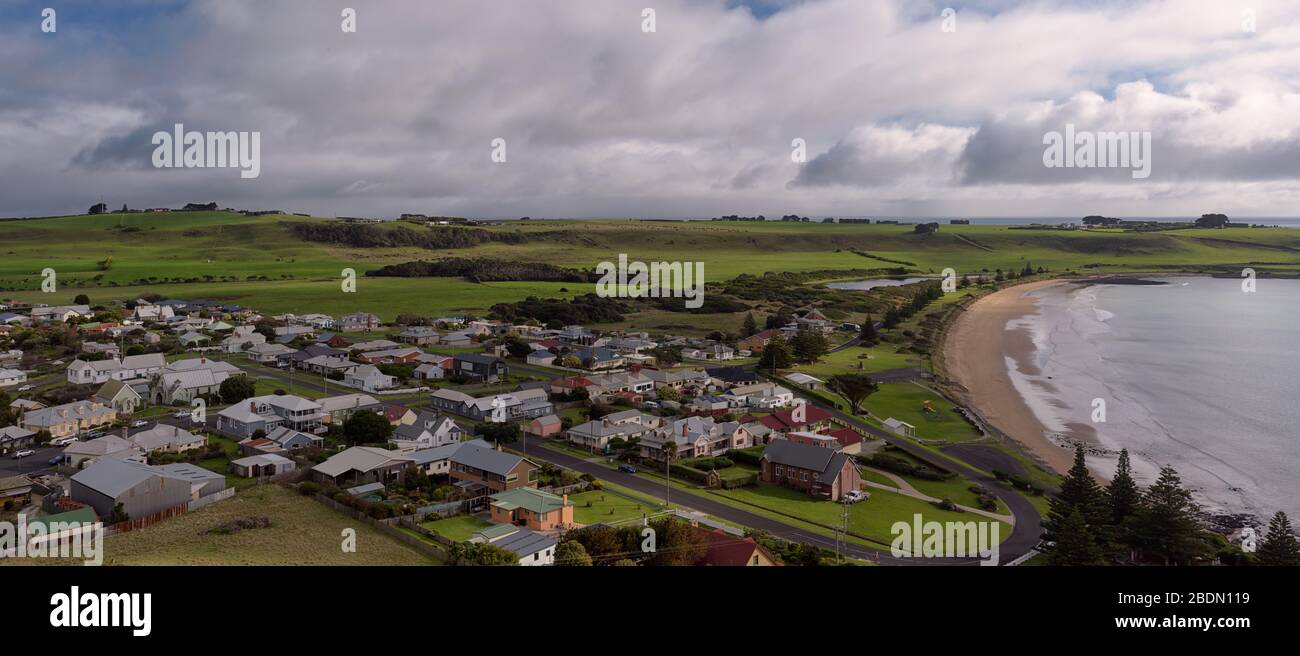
1127,466,1207,565
1257,511,1300,566
1106,449,1141,526
759,334,794,370
859,315,878,345
742,312,758,337
1048,508,1105,565
1043,446,1108,560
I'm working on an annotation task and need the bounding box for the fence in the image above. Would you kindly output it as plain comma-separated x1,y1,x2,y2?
188,487,235,511
312,494,449,562
105,505,188,535
541,481,591,496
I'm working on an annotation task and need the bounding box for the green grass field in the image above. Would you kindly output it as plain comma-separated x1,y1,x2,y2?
3,485,438,565
864,382,984,443
570,490,664,525
6,212,1300,322
714,482,1010,545
420,515,493,542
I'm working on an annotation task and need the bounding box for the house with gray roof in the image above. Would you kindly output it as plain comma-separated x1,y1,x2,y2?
449,442,539,495
758,439,861,501
310,446,414,487
566,410,661,451
469,525,557,566
70,458,226,520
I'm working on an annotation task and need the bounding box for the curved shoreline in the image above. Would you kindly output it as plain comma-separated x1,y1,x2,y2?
939,279,1076,476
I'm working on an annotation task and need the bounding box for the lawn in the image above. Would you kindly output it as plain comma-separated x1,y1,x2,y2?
569,490,664,525
791,344,922,380
864,382,984,443
714,482,1010,545
861,466,1008,514
3,485,438,565
421,515,493,542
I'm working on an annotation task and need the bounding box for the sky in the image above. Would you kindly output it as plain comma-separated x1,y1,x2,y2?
2,0,1300,219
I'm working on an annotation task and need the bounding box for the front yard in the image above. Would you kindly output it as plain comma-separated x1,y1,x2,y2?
420,515,493,542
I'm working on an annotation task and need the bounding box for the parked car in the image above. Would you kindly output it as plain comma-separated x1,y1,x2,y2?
50,436,76,447
173,411,191,419
48,455,63,466
130,420,148,428
642,401,660,409
618,464,637,474
843,490,868,503
16,384,34,392
11,449,35,459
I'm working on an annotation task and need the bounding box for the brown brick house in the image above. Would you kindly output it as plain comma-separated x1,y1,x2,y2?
449,442,540,495
759,439,861,501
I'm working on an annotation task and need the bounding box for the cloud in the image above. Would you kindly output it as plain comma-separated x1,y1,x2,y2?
1,0,1300,218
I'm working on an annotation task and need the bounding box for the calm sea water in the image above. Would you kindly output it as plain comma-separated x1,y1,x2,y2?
1010,277,1300,523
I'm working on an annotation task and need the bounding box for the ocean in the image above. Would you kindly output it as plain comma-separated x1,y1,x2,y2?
1009,277,1300,525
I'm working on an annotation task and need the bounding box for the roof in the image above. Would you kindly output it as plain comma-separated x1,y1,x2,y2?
312,446,413,478
130,425,205,451
490,487,570,515
696,527,778,566
454,353,502,366
761,439,852,485
486,526,556,558
786,373,824,385
766,404,833,428
705,366,755,383
70,459,174,498
450,442,531,476
346,482,386,496
231,453,295,468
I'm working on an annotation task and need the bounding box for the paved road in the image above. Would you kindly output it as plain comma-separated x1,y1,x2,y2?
784,388,1044,563
512,435,984,566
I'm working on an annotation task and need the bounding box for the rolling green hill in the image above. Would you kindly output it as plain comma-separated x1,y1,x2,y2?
3,212,1298,325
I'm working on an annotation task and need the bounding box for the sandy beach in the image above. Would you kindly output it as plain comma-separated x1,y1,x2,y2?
942,280,1077,475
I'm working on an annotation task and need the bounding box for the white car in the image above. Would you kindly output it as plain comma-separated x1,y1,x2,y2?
173,411,191,419
50,436,76,447
843,490,868,503
11,449,35,459
16,384,34,392
130,420,149,428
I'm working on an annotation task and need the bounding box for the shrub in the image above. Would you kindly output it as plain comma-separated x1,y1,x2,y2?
299,481,321,497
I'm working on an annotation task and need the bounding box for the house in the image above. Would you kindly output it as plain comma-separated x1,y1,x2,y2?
737,328,781,353
683,344,735,361
350,339,401,353
408,438,490,476
724,382,795,409
644,367,710,391
549,375,595,396
246,342,294,363
0,368,27,388
32,304,90,323
385,405,418,426
61,435,144,468
786,372,825,391
785,430,842,451
242,426,323,453
693,526,781,566
759,404,834,434
179,332,211,347
413,361,449,380
882,417,916,437
80,341,121,358
566,410,660,450
526,414,563,439
570,345,624,371
318,393,382,424
343,364,397,392
281,344,347,369
586,371,654,395
452,353,508,382
526,350,556,366
0,475,34,507
392,411,464,450
230,453,297,478
221,331,266,353
468,524,556,566
398,326,441,345
449,442,540,495
337,312,382,332
302,354,357,376
19,401,117,439
215,394,323,439
355,347,423,365
66,353,166,385
132,304,175,322
150,368,226,405
759,439,862,501
129,424,206,453
706,366,759,386
0,426,37,452
429,387,554,422
489,487,574,531
639,415,752,461
70,459,227,519
311,446,414,487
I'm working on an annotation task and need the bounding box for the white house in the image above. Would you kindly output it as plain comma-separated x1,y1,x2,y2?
882,417,916,438
66,353,167,385
343,364,396,392
0,368,26,388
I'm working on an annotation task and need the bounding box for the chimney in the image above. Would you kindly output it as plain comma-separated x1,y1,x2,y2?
562,494,569,505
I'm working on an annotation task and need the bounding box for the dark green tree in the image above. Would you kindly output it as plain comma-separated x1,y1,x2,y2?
790,328,828,363
1127,466,1207,565
859,315,878,345
1106,448,1141,526
759,334,794,370
343,410,394,445
219,375,257,404
1257,511,1300,566
1043,446,1108,559
827,374,878,415
1048,508,1106,565
742,312,758,337
554,540,594,566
